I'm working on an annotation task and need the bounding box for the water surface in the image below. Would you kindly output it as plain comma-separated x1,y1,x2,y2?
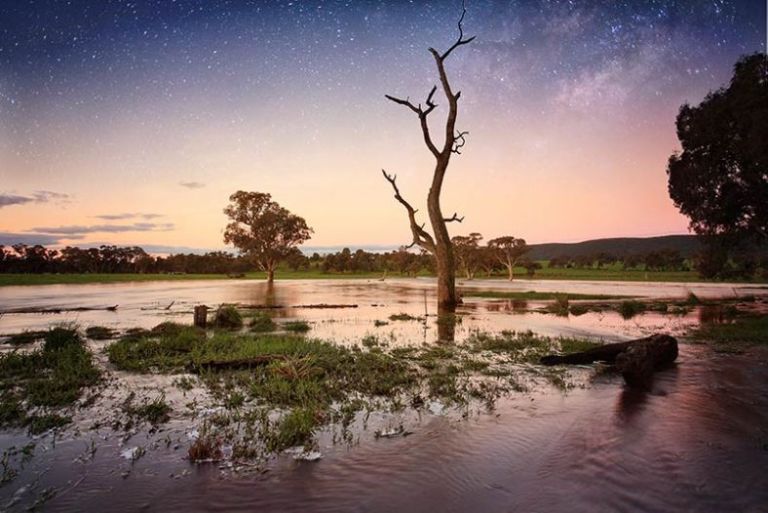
1,278,766,512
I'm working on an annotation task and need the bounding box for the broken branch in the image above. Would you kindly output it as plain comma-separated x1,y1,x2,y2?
382,170,436,253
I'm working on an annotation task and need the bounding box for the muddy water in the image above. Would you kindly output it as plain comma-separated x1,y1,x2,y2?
1,278,765,343
12,345,768,513
1,279,767,512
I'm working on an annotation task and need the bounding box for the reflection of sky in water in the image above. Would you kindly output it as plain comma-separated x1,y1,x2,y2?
1,278,765,344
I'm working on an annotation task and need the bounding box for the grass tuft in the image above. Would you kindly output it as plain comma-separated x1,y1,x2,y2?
249,312,277,333
85,326,117,340
283,320,311,333
212,304,243,329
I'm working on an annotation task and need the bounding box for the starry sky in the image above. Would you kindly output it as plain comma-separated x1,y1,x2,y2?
0,0,765,252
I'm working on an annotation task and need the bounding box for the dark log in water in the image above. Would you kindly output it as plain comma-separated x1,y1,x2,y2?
540,334,678,388
295,303,359,309
0,304,118,314
615,335,679,388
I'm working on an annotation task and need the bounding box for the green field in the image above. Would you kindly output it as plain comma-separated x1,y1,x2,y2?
0,262,765,287
0,271,383,286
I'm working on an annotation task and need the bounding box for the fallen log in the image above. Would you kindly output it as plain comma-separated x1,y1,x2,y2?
294,303,358,309
0,305,118,315
540,334,678,389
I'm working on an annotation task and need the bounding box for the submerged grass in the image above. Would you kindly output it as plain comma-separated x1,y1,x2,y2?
389,313,423,322
0,327,100,431
687,315,768,350
248,312,277,333
85,326,117,340
4,330,48,346
103,321,605,461
618,300,647,319
282,320,311,333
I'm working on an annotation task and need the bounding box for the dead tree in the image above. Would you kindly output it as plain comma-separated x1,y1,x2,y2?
382,3,474,309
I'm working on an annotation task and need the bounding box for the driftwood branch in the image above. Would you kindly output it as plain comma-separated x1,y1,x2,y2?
382,170,436,253
1,305,118,315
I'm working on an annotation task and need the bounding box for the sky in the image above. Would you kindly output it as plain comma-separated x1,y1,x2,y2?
0,0,765,253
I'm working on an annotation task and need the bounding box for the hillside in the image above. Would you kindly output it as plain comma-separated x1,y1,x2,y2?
527,235,701,260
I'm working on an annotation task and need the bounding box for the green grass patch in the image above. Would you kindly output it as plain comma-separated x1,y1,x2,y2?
687,315,768,349
248,312,277,333
125,395,172,425
617,300,646,319
105,324,607,460
4,330,47,346
282,320,311,333
107,324,204,372
85,326,117,340
0,327,100,431
212,304,243,329
26,413,72,435
0,271,383,287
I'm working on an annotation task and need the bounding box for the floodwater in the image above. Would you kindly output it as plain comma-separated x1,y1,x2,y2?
1,278,767,512
1,277,765,343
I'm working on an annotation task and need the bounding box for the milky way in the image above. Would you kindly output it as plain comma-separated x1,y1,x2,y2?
0,1,765,249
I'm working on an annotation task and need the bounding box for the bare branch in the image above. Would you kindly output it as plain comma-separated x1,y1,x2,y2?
429,0,475,62
384,94,421,115
444,212,464,223
386,87,440,157
452,130,468,154
423,86,438,115
381,170,436,253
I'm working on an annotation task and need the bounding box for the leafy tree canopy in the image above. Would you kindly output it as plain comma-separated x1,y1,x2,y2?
667,53,767,242
223,191,313,281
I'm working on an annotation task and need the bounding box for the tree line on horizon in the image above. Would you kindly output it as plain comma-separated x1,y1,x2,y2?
2,241,765,280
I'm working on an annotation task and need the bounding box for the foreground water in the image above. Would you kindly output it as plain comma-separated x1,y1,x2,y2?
1,278,767,512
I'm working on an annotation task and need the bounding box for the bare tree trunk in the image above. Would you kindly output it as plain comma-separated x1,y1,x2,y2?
382,5,473,309
267,269,274,283
507,264,514,281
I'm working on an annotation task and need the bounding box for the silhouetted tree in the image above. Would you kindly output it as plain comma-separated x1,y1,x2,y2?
381,3,474,308
667,53,767,276
223,191,313,283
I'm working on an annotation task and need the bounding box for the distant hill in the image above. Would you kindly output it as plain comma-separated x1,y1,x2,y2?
527,235,701,260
